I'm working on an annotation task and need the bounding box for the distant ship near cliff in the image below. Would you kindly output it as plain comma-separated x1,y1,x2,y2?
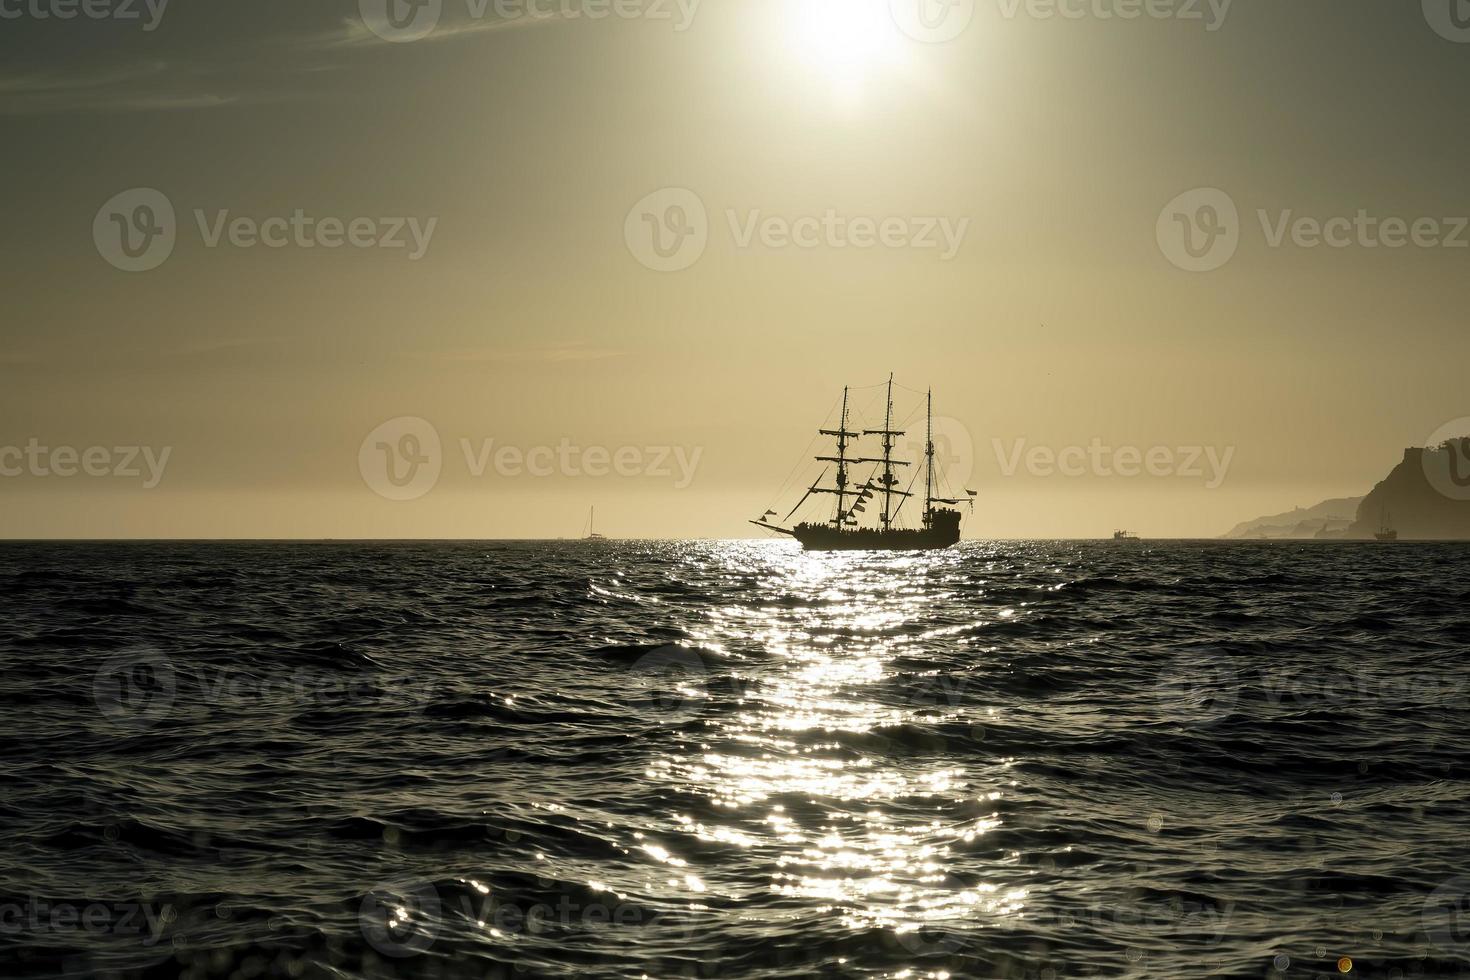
1348,441,1470,540
1224,438,1470,541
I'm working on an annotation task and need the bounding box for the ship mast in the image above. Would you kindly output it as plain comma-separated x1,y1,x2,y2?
863,374,904,533
816,386,858,528
924,389,934,529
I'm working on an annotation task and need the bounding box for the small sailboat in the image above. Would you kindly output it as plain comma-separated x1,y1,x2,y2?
1374,503,1398,542
585,506,606,541
751,376,974,551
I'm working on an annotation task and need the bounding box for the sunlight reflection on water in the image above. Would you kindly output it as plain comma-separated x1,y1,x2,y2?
666,544,1023,960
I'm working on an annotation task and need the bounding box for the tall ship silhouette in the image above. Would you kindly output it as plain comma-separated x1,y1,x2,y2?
752,376,974,551
1374,503,1398,542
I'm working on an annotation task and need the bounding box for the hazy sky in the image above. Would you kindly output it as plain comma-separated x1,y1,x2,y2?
3,0,1468,538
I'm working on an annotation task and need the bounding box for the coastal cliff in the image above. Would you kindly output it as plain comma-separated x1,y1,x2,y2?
1222,497,1361,539
1222,438,1470,540
1347,441,1470,540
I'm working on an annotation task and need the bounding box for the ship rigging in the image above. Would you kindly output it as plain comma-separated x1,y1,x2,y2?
751,376,974,551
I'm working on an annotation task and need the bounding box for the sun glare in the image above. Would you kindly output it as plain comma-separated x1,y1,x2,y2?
786,0,908,102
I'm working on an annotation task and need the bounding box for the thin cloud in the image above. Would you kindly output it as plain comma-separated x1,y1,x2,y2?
309,11,571,51
0,61,169,95
407,344,627,364
159,338,290,358
0,10,569,114
0,61,257,115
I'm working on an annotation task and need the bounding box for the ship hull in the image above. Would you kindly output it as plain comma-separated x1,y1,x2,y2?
791,509,962,552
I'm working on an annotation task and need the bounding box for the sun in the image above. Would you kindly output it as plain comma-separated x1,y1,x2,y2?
785,0,908,102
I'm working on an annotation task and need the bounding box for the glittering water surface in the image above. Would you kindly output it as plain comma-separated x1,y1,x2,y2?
4,540,1470,979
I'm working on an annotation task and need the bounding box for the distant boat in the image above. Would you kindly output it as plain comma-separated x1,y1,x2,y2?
1374,504,1398,542
585,506,606,541
1113,530,1140,541
751,376,974,551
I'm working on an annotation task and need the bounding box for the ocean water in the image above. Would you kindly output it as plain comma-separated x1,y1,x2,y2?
3,539,1470,980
